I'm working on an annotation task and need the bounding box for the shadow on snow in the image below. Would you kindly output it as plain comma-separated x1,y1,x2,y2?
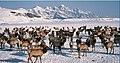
0,58,26,63
11,51,27,57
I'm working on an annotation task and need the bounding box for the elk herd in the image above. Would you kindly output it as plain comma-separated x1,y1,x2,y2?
0,25,120,63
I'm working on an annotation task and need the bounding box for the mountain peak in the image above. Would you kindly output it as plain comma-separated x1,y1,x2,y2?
34,6,42,9
60,4,65,7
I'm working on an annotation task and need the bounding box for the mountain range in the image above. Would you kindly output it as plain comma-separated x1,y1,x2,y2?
0,4,99,19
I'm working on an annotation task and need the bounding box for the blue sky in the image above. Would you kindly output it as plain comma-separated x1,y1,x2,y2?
0,1,119,18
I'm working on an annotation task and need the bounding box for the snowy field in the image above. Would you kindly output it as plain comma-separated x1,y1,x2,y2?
0,20,120,63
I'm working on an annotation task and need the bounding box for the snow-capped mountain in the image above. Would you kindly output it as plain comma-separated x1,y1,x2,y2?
0,4,99,19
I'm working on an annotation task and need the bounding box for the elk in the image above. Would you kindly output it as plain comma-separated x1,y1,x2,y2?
114,32,120,46
77,43,89,58
52,37,62,53
76,31,80,37
7,38,21,49
48,34,55,48
0,38,4,49
20,41,30,50
40,31,46,39
102,39,114,54
27,41,49,63
76,37,89,58
0,33,8,49
60,35,66,48
86,35,96,51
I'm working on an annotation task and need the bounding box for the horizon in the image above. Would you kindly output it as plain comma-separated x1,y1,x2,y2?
0,1,119,18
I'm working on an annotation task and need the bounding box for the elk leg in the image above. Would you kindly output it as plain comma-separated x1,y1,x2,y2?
39,57,42,63
92,45,94,51
28,57,29,63
70,47,72,53
85,30,86,34
50,42,53,48
78,51,80,58
13,44,15,48
28,57,33,63
10,45,12,48
70,46,73,53
72,46,73,53
93,45,95,51
49,41,51,47
92,47,93,51
85,50,87,56
27,46,29,49
78,48,80,58
102,43,104,48
34,57,38,63
58,46,61,52
113,47,114,54
106,48,108,54
17,43,19,49
0,43,2,49
1,43,3,49
30,57,33,63
110,47,112,54
51,42,53,49
68,36,69,41
53,45,55,53
24,48,26,53
110,47,114,54
83,51,85,56
3,43,5,49
116,43,117,47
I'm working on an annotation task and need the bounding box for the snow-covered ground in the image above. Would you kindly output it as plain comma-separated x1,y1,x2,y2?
0,21,120,63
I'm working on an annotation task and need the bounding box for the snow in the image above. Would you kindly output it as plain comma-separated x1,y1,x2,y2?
0,20,120,63
0,5,119,63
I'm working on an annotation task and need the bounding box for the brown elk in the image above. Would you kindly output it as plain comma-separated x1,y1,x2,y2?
40,31,46,38
0,33,8,49
27,41,49,63
76,37,89,58
0,38,4,49
77,43,89,58
20,41,30,50
48,34,55,48
7,38,21,49
52,37,62,53
86,35,96,51
102,39,114,54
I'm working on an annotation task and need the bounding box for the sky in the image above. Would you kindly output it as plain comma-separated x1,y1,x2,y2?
0,1,119,18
